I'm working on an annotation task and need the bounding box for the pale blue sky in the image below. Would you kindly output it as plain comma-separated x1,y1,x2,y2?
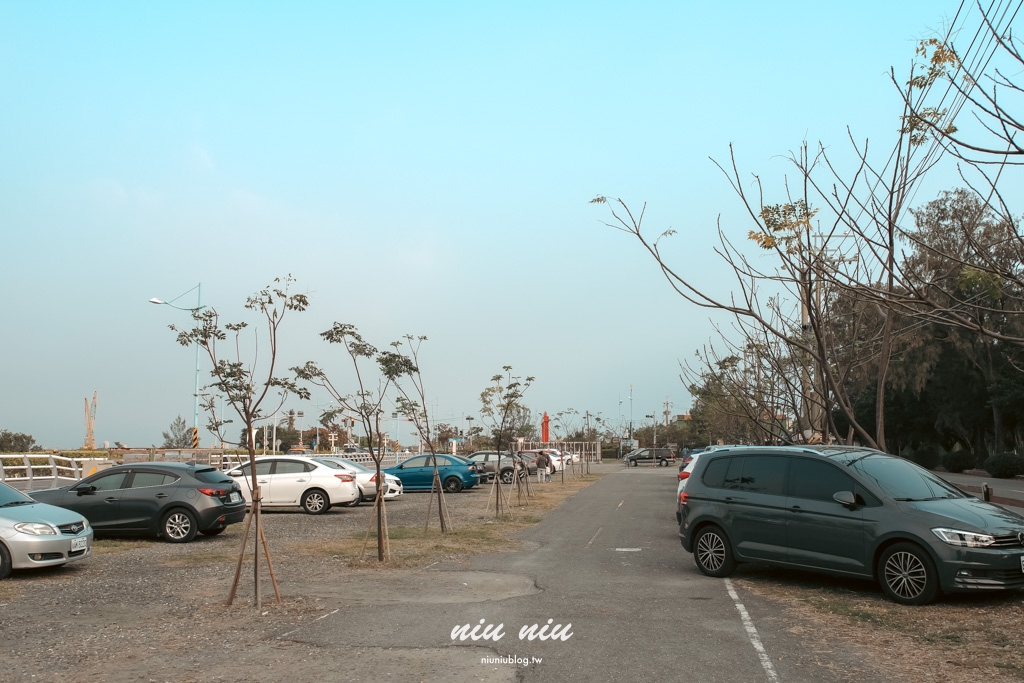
1,1,973,448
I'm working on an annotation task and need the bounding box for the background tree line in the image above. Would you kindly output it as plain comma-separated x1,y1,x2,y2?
595,3,1024,473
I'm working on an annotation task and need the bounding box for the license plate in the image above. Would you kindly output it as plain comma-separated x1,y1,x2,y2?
1020,556,1024,573
229,492,242,503
71,537,87,552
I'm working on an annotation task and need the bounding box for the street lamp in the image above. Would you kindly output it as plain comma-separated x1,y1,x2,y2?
150,284,204,448
646,413,657,447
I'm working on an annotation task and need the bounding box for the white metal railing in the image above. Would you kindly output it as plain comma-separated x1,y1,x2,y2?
0,454,114,491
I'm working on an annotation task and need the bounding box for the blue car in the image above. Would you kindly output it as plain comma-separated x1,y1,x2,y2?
384,454,481,492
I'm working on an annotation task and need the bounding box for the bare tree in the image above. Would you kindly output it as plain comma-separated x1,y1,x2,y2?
169,276,310,608
390,335,454,533
293,323,416,561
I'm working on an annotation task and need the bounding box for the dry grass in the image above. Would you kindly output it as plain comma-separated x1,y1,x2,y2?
284,474,600,569
734,567,1024,683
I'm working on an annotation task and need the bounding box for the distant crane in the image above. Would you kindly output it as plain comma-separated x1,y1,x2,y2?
84,391,97,450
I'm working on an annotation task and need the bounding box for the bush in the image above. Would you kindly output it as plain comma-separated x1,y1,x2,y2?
909,448,940,470
941,451,976,474
983,452,1024,479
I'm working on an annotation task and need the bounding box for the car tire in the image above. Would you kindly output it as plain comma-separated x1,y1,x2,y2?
0,542,11,580
500,469,515,484
878,542,940,605
693,524,736,578
162,508,198,543
659,459,668,467
301,489,331,515
201,527,226,537
342,489,363,507
443,476,464,493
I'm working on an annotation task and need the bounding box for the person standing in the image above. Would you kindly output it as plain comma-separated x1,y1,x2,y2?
534,451,549,484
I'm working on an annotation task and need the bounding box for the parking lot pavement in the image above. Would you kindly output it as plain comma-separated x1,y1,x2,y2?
284,464,898,682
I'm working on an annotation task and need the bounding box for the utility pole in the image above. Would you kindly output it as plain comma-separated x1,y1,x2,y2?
646,413,657,447
629,384,633,441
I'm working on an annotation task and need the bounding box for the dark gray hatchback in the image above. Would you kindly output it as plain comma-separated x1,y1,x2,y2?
678,446,1024,605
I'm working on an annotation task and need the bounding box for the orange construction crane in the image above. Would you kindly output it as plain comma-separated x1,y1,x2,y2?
84,391,97,450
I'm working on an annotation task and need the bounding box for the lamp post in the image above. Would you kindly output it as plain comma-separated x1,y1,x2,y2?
465,416,474,449
150,284,204,448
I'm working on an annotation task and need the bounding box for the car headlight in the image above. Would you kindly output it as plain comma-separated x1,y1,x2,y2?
932,528,995,547
14,522,58,535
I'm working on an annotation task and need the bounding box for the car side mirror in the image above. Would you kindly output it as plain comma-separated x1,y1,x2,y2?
833,490,857,509
75,485,97,496
227,471,241,477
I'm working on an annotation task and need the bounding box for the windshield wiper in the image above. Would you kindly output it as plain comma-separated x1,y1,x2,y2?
893,496,943,502
845,453,879,467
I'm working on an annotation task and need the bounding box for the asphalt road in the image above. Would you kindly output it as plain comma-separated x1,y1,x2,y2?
281,465,896,682
938,471,1024,513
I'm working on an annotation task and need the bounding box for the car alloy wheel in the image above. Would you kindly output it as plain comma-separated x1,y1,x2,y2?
443,476,464,493
693,524,735,578
162,509,198,543
879,542,939,605
301,489,330,514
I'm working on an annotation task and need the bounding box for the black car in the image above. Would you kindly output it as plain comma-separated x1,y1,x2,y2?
29,462,247,543
679,445,1024,605
627,448,675,467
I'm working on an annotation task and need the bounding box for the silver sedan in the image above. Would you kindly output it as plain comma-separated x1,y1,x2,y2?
313,457,404,505
0,481,93,579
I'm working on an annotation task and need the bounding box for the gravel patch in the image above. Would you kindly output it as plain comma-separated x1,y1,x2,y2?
0,479,570,682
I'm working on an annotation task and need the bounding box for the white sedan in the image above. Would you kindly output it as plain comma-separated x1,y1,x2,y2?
225,456,359,514
313,457,404,504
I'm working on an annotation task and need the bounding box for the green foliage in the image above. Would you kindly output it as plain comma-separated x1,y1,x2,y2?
161,415,193,449
941,451,976,474
754,200,816,252
0,429,38,453
983,452,1024,479
909,447,940,470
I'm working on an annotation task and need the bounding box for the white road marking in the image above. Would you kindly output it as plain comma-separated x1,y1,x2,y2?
614,548,641,552
277,608,340,639
725,578,779,683
586,527,603,548
617,500,624,509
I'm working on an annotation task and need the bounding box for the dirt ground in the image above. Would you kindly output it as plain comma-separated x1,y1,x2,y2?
3,470,1024,682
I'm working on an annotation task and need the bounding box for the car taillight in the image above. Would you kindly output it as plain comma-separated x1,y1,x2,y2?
679,492,689,506
335,473,355,483
198,487,228,497
370,474,378,483
678,471,690,480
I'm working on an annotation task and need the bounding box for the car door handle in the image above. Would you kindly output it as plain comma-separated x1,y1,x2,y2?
790,505,804,513
257,479,269,484
104,497,117,503
156,493,168,499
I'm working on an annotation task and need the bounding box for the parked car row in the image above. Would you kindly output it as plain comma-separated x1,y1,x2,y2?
1,449,494,580
676,445,1024,605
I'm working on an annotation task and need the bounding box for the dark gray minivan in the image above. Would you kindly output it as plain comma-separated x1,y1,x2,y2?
678,446,1024,604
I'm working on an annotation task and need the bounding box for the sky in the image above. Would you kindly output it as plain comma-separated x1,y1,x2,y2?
0,1,981,449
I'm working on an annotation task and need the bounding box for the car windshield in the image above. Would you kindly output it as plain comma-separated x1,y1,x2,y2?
851,456,965,500
0,482,35,506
